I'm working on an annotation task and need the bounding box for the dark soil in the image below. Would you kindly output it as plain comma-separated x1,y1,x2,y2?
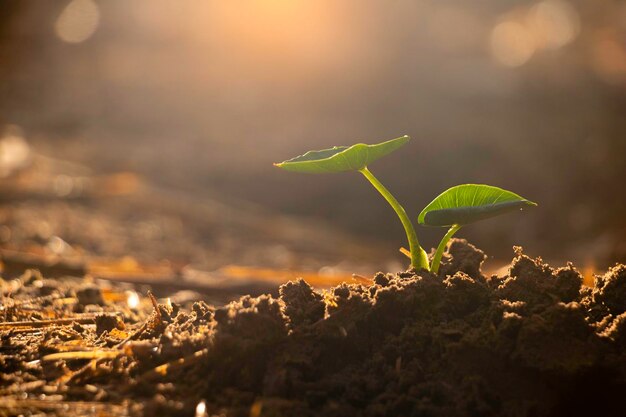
2,239,626,417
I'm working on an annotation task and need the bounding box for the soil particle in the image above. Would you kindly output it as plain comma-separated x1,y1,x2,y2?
442,272,490,318
591,264,626,316
495,248,583,312
372,272,390,287
75,286,105,306
438,238,487,281
512,301,600,373
600,312,626,348
205,295,288,395
279,279,325,328
95,314,125,336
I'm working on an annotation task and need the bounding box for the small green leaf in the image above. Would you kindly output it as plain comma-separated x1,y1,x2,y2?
274,135,410,173
418,184,537,227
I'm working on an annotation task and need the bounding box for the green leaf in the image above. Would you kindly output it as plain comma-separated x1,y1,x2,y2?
274,135,410,173
418,184,537,227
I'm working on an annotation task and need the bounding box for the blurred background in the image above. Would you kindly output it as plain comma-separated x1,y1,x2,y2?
0,0,624,288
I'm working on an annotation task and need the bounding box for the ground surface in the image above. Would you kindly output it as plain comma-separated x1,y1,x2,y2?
2,239,625,417
0,143,395,301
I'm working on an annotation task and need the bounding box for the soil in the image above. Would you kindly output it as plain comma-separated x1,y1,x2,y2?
2,239,626,417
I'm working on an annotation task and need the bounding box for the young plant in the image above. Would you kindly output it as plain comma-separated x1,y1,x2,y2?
274,136,536,272
274,135,429,270
418,184,537,273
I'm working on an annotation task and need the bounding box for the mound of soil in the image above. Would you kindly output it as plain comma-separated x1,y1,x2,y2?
2,240,626,417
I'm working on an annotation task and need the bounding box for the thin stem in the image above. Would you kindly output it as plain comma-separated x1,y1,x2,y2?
431,224,461,274
359,167,429,270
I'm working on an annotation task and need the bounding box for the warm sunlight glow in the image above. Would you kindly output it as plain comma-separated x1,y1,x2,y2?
55,0,100,44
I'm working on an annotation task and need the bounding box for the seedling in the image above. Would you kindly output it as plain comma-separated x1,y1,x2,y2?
274,136,429,270
274,136,536,272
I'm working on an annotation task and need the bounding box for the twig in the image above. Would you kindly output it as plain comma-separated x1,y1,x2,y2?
0,397,129,415
0,313,121,329
137,348,208,382
42,350,121,362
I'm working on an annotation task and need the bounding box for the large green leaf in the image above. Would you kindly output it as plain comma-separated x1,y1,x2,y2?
274,135,410,173
418,184,537,226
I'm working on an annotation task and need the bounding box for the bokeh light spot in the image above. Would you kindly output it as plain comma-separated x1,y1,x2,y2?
490,21,536,67
591,31,626,84
528,0,580,50
0,125,30,178
55,0,100,44
126,291,140,310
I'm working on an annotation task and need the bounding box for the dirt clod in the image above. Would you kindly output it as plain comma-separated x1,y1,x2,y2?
95,314,125,336
592,264,626,315
279,279,325,328
438,238,487,280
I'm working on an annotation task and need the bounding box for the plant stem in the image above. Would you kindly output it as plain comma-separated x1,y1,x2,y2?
430,224,461,274
359,167,429,271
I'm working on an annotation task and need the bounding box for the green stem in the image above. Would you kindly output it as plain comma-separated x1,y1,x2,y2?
431,224,461,274
359,167,429,271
